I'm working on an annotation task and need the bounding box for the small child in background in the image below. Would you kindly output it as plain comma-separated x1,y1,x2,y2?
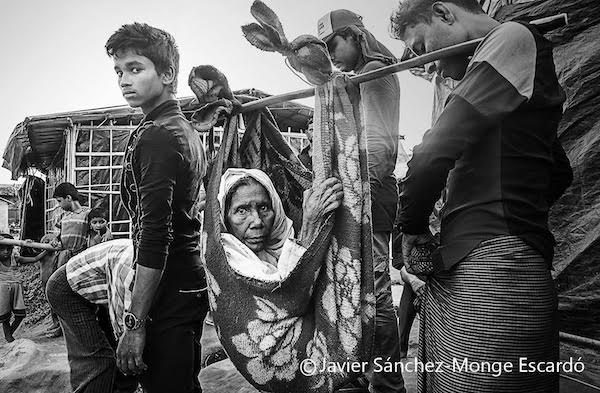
87,208,113,248
15,233,61,335
53,183,90,268
0,233,26,342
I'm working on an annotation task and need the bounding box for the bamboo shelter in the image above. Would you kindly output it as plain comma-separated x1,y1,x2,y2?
2,93,313,238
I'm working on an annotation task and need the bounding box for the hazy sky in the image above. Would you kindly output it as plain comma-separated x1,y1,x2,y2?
0,0,433,183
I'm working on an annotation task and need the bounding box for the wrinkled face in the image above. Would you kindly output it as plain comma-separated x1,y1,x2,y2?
402,20,470,80
56,196,73,211
327,34,360,72
226,180,275,253
0,245,12,263
90,217,108,232
113,49,169,114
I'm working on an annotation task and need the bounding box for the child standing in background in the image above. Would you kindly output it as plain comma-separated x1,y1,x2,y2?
53,182,90,268
15,233,62,336
0,233,26,342
87,208,113,247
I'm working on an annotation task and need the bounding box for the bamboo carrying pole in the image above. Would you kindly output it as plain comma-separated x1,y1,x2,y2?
0,238,60,251
240,13,568,113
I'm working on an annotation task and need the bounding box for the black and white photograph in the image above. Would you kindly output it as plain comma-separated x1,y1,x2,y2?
0,0,597,392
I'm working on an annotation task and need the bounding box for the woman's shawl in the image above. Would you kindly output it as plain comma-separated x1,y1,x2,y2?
203,73,375,392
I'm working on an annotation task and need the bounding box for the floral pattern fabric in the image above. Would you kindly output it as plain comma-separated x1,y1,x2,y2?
203,73,375,392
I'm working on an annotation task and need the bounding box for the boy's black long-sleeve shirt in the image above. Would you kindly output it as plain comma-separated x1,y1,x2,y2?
121,100,206,286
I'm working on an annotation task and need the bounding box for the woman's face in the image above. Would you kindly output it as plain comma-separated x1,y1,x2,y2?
226,180,275,253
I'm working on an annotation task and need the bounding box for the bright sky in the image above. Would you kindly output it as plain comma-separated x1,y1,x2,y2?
0,0,433,183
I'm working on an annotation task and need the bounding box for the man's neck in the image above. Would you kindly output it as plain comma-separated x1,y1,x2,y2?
141,92,176,116
71,202,83,213
466,14,501,41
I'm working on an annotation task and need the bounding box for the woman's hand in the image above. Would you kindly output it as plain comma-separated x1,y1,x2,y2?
299,177,343,247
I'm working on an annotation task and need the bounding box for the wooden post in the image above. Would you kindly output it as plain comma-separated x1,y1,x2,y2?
0,238,60,251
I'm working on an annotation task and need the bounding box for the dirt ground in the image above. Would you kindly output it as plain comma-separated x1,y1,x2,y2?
0,315,70,393
3,264,595,392
0,265,421,393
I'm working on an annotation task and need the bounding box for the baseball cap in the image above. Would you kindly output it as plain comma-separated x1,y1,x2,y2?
317,9,364,44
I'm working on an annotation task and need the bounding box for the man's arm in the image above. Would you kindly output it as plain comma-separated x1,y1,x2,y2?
360,62,400,201
129,125,180,307
398,22,539,234
15,250,49,264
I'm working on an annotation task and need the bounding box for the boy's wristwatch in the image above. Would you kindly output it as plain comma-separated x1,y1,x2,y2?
123,311,146,331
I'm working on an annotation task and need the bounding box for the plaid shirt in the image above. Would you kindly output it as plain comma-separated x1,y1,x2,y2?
66,239,134,338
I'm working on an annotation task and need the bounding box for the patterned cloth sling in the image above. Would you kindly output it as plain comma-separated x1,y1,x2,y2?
202,73,375,392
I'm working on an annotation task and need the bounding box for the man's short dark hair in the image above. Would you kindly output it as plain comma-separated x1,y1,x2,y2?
53,182,81,201
88,208,108,222
391,0,484,38
105,22,180,94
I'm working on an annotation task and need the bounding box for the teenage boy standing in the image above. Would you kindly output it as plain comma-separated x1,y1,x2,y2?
106,22,208,393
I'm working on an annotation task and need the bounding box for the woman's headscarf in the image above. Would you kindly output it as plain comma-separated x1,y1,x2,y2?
217,168,294,265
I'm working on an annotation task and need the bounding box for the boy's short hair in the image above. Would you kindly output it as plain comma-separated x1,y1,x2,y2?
88,208,108,222
53,182,81,201
105,22,180,94
391,0,484,38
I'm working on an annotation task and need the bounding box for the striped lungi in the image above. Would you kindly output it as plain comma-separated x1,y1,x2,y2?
418,235,559,393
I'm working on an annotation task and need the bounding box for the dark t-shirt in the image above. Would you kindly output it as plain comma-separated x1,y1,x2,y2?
121,100,207,288
357,60,401,233
398,22,572,270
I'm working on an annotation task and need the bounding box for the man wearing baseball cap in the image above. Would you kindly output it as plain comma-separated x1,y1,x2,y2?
318,9,405,393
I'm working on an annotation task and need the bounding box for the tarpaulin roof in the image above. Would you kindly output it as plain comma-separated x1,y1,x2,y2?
2,93,313,180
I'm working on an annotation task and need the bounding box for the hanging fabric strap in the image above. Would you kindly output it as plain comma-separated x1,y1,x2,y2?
203,73,375,392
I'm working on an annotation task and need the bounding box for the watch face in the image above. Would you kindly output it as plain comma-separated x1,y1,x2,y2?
124,313,136,329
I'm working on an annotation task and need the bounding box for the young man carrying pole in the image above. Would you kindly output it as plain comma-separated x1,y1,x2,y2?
392,1,572,392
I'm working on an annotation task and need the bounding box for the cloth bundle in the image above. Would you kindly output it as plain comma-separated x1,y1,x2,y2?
202,73,375,392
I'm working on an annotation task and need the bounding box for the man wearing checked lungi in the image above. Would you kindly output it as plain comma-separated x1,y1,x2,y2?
392,1,572,392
